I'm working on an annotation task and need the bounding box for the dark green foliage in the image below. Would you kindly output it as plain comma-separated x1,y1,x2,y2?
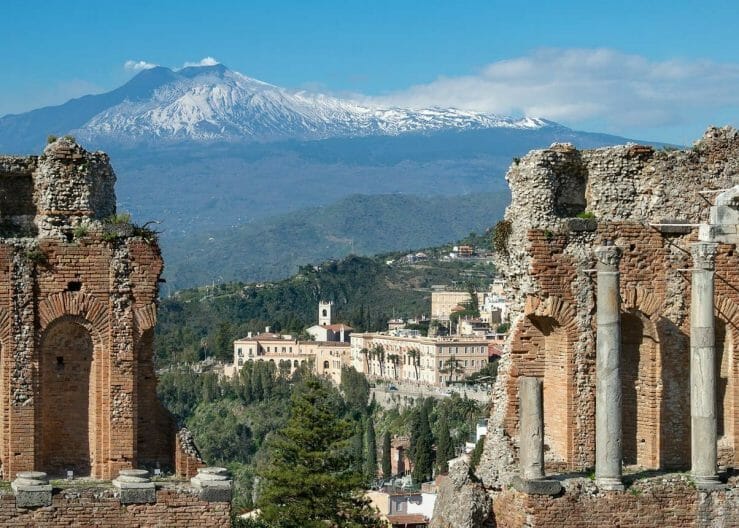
411,405,435,484
46,135,58,144
464,359,499,385
257,377,381,528
340,366,370,415
435,415,454,474
492,219,512,254
188,400,254,464
381,431,392,479
469,435,486,473
576,211,595,219
364,417,377,481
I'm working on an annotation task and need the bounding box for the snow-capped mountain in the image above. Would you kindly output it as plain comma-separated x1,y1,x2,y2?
0,63,550,150
78,63,547,143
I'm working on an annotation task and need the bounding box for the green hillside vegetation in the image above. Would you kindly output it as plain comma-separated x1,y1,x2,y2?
161,191,508,290
155,250,496,365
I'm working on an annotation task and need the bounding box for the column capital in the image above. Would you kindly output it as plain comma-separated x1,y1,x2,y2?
691,242,718,271
595,245,622,271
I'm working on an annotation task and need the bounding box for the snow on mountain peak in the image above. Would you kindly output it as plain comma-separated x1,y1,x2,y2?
74,64,551,144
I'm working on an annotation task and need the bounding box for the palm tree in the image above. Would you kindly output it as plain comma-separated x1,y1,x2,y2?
387,354,400,379
372,345,386,378
440,355,464,384
407,348,421,381
360,347,370,374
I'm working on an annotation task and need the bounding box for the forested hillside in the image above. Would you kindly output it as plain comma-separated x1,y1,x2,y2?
160,191,508,289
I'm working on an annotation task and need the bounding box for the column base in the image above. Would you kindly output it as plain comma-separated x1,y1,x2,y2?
693,474,724,491
595,477,624,492
511,476,562,496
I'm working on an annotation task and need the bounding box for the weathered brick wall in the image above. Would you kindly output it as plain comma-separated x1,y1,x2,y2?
0,487,230,527
432,127,739,527
492,476,739,528
478,127,739,485
0,138,203,481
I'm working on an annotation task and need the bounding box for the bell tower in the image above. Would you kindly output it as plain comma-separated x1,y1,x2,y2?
318,301,333,326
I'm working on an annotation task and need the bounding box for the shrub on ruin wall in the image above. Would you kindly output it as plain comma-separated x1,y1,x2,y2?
492,220,512,254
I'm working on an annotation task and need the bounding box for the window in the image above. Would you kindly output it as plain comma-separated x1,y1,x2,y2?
238,359,243,366
237,348,243,357
282,347,286,353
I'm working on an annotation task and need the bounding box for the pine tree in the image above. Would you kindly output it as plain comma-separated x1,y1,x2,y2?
364,418,377,481
411,405,435,484
258,378,382,528
381,430,392,478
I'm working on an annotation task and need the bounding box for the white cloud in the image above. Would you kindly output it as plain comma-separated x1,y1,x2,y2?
370,48,739,131
124,60,158,72
183,57,220,68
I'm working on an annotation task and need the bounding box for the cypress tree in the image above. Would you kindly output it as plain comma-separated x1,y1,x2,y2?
435,415,454,474
364,418,377,481
382,430,392,478
411,405,435,484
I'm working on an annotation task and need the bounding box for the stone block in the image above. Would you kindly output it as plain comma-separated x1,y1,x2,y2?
191,467,233,503
566,217,597,232
511,476,562,496
113,468,156,504
12,471,52,508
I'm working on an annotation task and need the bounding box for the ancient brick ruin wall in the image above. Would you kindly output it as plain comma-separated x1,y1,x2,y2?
0,138,203,481
477,127,739,487
0,486,230,527
492,475,739,528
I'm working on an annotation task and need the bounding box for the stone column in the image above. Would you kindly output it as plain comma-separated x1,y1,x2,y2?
519,377,545,480
594,245,624,491
691,242,720,488
511,377,561,495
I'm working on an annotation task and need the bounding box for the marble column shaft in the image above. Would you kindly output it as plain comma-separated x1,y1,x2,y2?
519,376,545,480
595,245,624,491
690,242,719,486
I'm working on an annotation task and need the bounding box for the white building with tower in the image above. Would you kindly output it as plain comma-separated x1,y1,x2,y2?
306,301,353,342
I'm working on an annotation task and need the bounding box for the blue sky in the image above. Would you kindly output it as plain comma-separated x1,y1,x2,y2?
2,0,738,144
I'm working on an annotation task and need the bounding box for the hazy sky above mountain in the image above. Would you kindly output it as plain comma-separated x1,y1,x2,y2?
2,0,738,144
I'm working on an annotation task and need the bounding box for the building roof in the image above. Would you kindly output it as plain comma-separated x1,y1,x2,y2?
322,323,353,331
386,514,427,526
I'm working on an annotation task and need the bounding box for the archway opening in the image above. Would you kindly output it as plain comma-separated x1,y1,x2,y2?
621,311,660,468
528,315,572,465
39,319,95,476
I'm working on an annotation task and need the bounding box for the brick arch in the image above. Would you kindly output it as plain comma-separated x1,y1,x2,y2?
621,287,664,319
134,303,157,337
518,294,580,467
38,292,109,343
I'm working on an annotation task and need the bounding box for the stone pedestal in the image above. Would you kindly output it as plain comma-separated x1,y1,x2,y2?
113,468,156,504
12,471,52,508
191,467,233,502
690,242,721,489
594,245,624,491
511,377,562,496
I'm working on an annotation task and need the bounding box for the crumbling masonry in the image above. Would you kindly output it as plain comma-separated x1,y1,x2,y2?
432,127,739,527
0,138,202,481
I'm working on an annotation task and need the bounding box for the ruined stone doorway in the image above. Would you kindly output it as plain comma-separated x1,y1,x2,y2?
621,312,660,469
38,318,96,476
